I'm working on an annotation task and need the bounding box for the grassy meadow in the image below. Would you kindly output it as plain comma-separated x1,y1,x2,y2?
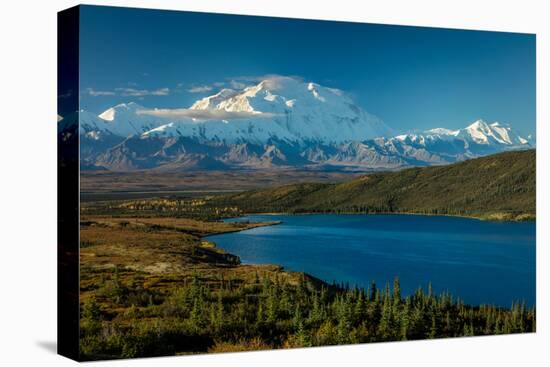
79,150,536,359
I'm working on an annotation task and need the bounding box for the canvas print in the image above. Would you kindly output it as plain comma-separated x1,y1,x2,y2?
58,5,536,361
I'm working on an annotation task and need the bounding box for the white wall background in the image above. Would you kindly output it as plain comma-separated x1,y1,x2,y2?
0,0,547,365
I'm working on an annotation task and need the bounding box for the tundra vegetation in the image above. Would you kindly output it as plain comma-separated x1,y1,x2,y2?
79,150,536,360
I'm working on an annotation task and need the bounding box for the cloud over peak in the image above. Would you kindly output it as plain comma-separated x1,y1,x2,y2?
137,108,277,121
187,85,214,93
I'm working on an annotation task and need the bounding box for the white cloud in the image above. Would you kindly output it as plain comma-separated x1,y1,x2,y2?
225,74,304,91
187,85,214,93
86,88,116,96
325,87,343,96
185,82,229,93
85,86,170,97
176,76,302,96
115,87,170,97
137,108,277,121
229,80,249,89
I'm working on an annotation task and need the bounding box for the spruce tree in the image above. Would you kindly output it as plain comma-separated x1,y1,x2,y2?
393,277,401,307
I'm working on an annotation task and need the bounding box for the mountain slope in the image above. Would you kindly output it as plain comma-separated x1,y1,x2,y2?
97,102,167,136
85,77,393,145
184,77,395,143
210,150,536,220
85,118,533,172
75,76,533,172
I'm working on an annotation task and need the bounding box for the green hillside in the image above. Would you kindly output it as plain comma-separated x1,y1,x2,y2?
212,150,536,220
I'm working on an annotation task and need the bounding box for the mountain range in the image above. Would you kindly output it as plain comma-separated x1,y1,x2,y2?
61,76,534,171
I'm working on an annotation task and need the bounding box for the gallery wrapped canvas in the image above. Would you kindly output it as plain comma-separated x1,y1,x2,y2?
58,5,536,361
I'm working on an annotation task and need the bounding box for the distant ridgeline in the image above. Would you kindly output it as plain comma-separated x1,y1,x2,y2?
72,77,533,172
210,150,536,221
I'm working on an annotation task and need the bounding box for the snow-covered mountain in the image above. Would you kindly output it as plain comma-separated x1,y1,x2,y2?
73,76,533,171
338,120,533,168
138,77,394,144
424,120,530,146
388,119,532,159
79,102,164,138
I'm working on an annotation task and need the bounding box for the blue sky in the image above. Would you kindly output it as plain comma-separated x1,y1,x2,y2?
79,5,536,136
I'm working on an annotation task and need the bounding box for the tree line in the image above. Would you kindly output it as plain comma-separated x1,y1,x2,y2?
80,271,535,360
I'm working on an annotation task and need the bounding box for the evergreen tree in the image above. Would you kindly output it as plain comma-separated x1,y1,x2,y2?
378,290,394,340
370,281,377,302
428,314,437,339
399,299,411,340
393,277,401,307
256,302,264,324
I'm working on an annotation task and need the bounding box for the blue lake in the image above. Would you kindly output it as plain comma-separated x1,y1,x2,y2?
208,214,536,307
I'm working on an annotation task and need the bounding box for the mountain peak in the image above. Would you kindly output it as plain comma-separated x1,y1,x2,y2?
467,119,490,130
458,119,530,146
79,75,533,173
177,76,394,143
425,127,459,136
99,102,144,121
190,88,238,110
81,106,533,172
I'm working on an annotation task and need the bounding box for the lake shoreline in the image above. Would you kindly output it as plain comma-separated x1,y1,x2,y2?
207,220,282,236
207,212,535,307
225,210,535,223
